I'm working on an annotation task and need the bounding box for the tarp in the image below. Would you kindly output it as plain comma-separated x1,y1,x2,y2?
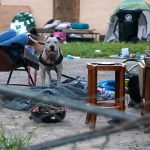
1,77,116,111
113,0,150,14
104,0,150,42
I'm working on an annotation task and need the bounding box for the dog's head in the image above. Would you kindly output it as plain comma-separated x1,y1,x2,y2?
44,36,60,56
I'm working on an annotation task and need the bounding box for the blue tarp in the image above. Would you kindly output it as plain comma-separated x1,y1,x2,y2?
1,78,117,111
98,80,115,91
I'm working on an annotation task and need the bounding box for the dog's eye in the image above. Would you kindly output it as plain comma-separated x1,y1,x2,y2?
46,41,50,43
54,41,58,44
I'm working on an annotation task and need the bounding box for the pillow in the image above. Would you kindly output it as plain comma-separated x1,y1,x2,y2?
71,22,89,29
44,20,61,29
55,22,71,30
0,34,28,46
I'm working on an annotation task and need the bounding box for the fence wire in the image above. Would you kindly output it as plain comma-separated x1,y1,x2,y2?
19,115,150,150
0,85,149,150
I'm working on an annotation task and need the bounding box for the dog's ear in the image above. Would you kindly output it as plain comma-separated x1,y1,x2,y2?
44,34,50,42
44,33,54,41
54,36,63,42
50,33,53,37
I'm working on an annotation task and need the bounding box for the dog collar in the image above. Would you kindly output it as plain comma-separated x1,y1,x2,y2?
39,52,63,67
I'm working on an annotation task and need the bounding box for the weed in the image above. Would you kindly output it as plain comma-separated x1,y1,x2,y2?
0,124,36,150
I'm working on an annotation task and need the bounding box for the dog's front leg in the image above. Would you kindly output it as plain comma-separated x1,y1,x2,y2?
41,70,46,86
56,68,62,86
47,70,52,85
57,74,61,86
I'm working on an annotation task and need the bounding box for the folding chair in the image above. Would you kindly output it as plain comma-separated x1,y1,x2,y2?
0,29,39,86
0,44,39,86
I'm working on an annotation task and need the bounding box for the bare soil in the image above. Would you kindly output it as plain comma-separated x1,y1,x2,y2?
0,58,150,150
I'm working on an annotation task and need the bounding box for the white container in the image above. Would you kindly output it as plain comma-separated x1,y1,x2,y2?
121,48,129,57
95,50,101,53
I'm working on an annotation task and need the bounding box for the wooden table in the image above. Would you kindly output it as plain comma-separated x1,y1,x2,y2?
35,28,100,42
62,29,100,42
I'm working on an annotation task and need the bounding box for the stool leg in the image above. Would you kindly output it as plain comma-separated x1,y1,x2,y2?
89,67,97,129
86,69,92,124
90,115,97,129
119,68,126,111
115,71,119,102
85,113,92,124
115,69,125,111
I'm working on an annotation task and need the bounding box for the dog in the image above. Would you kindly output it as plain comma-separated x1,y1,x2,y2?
38,36,63,86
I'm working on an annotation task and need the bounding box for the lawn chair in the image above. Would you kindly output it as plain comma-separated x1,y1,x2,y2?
0,29,39,86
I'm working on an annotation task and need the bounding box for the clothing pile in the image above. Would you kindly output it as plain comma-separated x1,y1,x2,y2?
44,19,89,30
97,80,115,100
43,19,90,42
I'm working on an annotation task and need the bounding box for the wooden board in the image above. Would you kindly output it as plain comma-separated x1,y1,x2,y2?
53,0,80,22
0,5,31,32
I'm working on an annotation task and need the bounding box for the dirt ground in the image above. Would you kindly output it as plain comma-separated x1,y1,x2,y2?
0,58,150,150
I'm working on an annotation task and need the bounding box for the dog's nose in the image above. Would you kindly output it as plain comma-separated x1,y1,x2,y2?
50,46,55,51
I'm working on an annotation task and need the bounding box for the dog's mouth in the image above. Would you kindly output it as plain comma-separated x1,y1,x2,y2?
49,50,55,54
45,47,57,58
47,50,56,56
47,46,57,55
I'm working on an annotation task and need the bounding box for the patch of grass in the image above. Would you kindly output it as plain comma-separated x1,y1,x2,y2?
60,41,150,58
0,124,36,150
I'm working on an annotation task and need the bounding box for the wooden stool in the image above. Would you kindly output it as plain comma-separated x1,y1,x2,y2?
85,62,126,129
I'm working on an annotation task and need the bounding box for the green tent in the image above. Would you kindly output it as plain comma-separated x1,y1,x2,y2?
105,0,150,42
113,0,150,14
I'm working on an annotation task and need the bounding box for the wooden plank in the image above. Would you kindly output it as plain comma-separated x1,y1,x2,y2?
62,29,94,34
0,5,31,32
53,0,80,22
36,28,55,33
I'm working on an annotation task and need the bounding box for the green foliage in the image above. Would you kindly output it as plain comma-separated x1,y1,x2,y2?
0,124,35,150
60,41,150,58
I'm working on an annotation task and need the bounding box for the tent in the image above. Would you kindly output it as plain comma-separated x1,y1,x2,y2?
104,0,150,42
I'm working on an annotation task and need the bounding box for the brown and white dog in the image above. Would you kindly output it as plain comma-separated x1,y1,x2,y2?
38,36,63,86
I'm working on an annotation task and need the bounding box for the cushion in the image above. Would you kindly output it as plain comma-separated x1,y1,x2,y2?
71,22,89,29
0,29,17,42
